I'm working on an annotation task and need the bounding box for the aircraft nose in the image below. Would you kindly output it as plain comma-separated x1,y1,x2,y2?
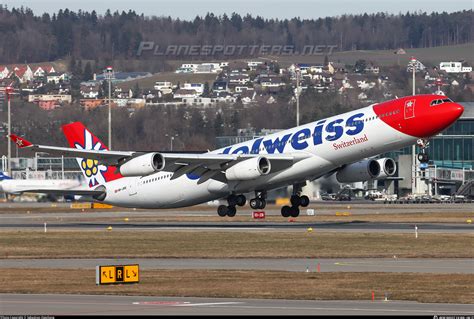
451,102,464,119
429,102,464,136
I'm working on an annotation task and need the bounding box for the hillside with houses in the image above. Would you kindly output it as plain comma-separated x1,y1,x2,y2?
0,56,472,112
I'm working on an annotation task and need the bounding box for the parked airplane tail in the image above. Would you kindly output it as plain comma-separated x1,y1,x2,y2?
62,122,123,187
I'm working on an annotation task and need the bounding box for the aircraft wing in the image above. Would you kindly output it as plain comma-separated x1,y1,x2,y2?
8,187,105,197
10,134,311,183
163,152,310,183
10,134,134,165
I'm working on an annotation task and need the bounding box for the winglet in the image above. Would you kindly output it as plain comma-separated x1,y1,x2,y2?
9,134,33,148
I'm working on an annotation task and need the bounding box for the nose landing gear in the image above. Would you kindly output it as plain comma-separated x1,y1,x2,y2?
416,139,430,169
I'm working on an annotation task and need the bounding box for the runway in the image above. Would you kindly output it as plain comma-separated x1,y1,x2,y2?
0,220,471,233
1,203,472,313
1,294,472,315
1,258,472,273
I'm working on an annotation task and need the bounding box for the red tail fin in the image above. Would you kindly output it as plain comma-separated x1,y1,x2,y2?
62,122,122,187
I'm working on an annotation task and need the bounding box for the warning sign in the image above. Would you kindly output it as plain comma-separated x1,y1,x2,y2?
96,264,139,285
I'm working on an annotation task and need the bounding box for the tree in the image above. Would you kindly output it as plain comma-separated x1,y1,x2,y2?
133,83,140,98
230,109,240,134
213,112,224,136
354,59,367,73
83,62,93,81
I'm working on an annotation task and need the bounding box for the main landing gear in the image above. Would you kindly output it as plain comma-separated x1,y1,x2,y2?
281,183,310,218
217,191,267,217
217,194,246,217
249,191,267,210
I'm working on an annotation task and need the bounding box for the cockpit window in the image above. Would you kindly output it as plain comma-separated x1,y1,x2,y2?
430,98,452,106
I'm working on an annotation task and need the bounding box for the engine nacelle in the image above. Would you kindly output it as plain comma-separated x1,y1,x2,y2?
375,158,397,179
225,157,271,181
93,185,107,201
336,159,380,183
119,153,165,177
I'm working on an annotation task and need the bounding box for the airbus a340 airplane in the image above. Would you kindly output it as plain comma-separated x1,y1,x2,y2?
10,94,463,217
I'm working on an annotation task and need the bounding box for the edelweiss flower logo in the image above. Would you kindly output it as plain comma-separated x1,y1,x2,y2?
75,130,108,187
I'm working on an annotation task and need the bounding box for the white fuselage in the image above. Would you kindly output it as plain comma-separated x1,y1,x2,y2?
0,179,82,195
100,104,416,208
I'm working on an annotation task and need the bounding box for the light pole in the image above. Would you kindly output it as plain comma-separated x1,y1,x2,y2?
408,57,418,194
295,67,301,126
104,66,114,150
165,134,178,151
5,86,13,176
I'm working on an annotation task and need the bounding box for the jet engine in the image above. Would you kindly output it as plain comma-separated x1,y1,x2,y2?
225,157,271,181
336,159,380,183
119,153,165,177
375,158,397,179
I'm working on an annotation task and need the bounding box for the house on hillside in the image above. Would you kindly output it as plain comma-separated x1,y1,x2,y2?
80,83,101,99
439,62,472,73
0,66,10,79
260,76,285,88
229,73,250,86
213,80,229,93
33,65,56,78
47,72,68,84
364,64,380,74
154,81,174,94
80,99,105,110
182,83,204,95
247,61,263,70
173,89,199,99
10,65,34,83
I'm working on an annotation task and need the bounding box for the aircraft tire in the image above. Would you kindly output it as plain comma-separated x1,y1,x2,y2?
290,206,300,217
227,194,238,206
236,195,246,207
250,198,260,209
290,195,301,207
227,206,237,217
300,195,310,207
217,205,228,217
281,205,291,218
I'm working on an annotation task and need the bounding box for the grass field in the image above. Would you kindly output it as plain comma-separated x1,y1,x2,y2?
1,268,472,304
1,231,472,259
51,212,473,224
274,43,474,66
115,72,217,91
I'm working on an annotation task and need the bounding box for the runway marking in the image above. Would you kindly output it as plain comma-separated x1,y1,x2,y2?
333,261,472,270
197,304,474,314
131,301,243,307
132,301,189,306
3,297,472,314
176,302,243,307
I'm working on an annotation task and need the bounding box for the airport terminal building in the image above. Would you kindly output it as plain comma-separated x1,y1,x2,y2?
381,102,474,197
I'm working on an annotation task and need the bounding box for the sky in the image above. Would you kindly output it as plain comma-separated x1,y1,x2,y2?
1,0,472,19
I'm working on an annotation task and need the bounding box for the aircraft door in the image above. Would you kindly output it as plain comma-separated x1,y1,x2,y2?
128,178,138,196
404,99,415,119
